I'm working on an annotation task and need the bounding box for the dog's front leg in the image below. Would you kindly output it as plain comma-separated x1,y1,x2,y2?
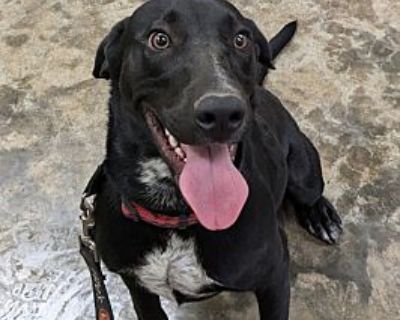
286,130,343,244
255,271,290,320
121,275,168,320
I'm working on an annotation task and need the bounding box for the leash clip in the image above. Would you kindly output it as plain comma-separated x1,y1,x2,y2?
80,193,99,262
79,164,114,320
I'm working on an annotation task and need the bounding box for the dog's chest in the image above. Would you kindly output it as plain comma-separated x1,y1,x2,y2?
130,234,218,301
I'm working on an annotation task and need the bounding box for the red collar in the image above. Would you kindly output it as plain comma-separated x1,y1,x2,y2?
121,200,198,229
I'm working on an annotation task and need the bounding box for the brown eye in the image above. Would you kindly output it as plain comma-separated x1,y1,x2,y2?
149,32,171,50
234,33,249,49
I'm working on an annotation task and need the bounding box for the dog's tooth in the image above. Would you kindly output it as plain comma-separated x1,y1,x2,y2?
229,144,237,162
175,147,185,159
165,128,171,137
169,135,178,148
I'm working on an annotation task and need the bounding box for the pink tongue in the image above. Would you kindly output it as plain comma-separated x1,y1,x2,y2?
179,144,249,231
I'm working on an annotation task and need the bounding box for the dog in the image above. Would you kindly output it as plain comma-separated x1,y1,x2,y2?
89,0,343,319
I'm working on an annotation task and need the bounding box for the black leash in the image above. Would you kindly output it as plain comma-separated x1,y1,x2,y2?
79,164,114,320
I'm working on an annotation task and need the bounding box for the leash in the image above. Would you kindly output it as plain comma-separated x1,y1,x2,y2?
79,163,199,319
79,164,114,320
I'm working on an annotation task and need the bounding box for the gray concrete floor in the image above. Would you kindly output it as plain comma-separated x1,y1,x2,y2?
0,1,399,319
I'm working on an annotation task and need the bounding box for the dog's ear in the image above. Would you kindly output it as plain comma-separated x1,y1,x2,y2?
247,20,297,83
246,19,275,84
270,21,297,60
93,17,130,80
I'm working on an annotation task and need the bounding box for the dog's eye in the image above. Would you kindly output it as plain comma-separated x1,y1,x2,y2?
148,32,171,50
234,33,249,49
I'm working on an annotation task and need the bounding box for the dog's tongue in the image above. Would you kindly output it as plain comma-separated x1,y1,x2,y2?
179,144,248,231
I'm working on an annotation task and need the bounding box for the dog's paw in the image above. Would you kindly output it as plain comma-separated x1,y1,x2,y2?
296,197,343,244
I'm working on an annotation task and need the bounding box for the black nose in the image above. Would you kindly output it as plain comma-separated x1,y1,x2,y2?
195,95,245,140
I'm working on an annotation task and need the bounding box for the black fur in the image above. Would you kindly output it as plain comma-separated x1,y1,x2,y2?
90,0,342,319
270,21,297,60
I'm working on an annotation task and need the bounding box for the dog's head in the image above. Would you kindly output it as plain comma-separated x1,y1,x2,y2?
94,0,296,230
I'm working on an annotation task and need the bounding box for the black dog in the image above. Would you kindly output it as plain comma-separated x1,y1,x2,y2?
89,0,342,319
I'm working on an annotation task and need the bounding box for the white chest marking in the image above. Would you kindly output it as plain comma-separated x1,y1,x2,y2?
128,234,217,301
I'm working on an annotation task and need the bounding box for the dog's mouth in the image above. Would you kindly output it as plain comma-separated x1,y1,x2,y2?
144,110,188,174
144,109,249,231
144,110,239,173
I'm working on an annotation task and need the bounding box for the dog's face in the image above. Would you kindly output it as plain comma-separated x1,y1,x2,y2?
96,0,273,142
94,0,296,230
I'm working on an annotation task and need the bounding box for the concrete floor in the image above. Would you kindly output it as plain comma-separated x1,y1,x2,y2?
0,0,399,319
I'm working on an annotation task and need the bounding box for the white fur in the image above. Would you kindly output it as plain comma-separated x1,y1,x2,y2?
122,234,217,301
138,158,172,186
137,157,182,209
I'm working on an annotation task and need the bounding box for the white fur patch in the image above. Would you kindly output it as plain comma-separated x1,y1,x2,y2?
138,158,172,186
137,157,182,209
123,234,217,301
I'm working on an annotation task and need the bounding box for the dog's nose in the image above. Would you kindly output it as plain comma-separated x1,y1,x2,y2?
195,95,245,140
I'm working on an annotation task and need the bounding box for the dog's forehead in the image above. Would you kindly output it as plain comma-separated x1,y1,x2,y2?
131,0,243,31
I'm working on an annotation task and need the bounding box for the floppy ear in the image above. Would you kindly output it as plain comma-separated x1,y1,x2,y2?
246,19,275,84
93,17,130,80
270,21,297,60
